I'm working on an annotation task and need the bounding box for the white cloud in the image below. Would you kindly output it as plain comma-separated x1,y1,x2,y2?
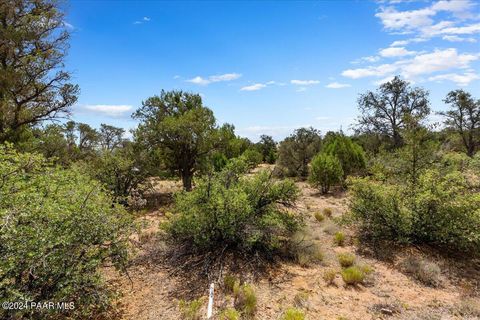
343,48,478,81
351,55,381,64
84,105,133,117
134,16,151,24
390,37,428,46
326,82,351,89
296,87,307,92
442,35,477,42
436,23,480,35
240,83,266,91
375,6,435,32
187,73,242,85
290,80,320,85
429,72,479,86
379,46,416,57
143,17,151,21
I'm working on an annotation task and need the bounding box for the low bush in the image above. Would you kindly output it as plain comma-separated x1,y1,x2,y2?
341,266,365,285
348,168,480,255
166,162,300,254
334,231,346,246
0,146,133,319
401,256,441,287
224,274,239,294
337,253,355,268
234,283,257,318
241,148,263,168
323,269,337,285
314,211,325,222
281,308,306,320
219,308,241,320
309,153,344,194
179,298,204,320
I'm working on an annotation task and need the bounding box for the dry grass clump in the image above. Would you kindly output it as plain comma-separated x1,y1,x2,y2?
452,298,480,318
400,256,442,287
218,307,241,320
179,298,204,320
323,207,333,217
341,266,365,285
323,268,337,285
293,291,309,308
233,283,257,318
314,211,325,222
224,274,238,294
337,252,355,268
334,231,346,246
281,307,306,320
323,221,340,235
291,231,324,267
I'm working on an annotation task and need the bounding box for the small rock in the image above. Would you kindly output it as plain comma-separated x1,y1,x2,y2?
380,308,393,316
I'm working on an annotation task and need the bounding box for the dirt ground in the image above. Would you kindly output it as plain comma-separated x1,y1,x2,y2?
105,172,480,320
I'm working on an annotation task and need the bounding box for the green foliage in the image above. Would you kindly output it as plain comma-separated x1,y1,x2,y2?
281,308,306,320
322,133,366,178
341,266,365,285
349,168,480,254
314,212,325,222
0,145,132,319
219,308,241,320
211,152,229,172
241,147,263,168
256,135,277,164
224,274,239,294
234,284,257,318
277,127,322,178
308,153,343,194
337,253,355,268
133,90,218,191
179,298,204,320
166,161,301,253
334,232,346,246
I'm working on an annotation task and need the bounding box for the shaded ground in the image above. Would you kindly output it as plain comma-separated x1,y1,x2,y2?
105,171,480,320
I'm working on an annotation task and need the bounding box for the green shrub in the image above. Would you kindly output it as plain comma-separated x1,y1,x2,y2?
309,153,344,194
322,133,366,178
166,163,300,254
337,253,355,268
334,232,346,246
241,148,263,168
349,169,480,254
219,308,241,320
323,269,337,285
224,274,239,294
0,146,133,319
179,298,204,320
323,207,333,217
234,283,257,317
212,152,229,172
314,211,325,222
281,307,306,320
341,266,365,285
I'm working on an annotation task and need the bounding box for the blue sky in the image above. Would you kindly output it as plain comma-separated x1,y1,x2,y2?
65,0,480,141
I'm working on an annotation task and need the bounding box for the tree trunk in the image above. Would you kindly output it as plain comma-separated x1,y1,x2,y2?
181,171,193,191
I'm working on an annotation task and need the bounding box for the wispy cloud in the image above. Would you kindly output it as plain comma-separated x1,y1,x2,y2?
442,35,477,42
84,104,133,117
429,72,480,86
325,82,351,89
379,46,417,57
134,16,151,25
186,73,241,85
291,79,320,85
240,83,266,91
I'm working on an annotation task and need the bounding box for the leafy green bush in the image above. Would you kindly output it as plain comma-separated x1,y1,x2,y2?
241,148,263,168
166,162,301,254
309,153,344,194
349,169,480,254
281,307,306,320
0,145,132,319
322,133,366,178
341,266,365,285
337,253,355,268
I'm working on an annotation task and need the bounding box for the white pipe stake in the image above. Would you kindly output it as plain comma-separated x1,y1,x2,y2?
207,282,214,319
